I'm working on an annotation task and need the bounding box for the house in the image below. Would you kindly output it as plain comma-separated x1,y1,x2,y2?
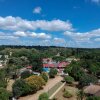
84,84,100,96
43,58,70,73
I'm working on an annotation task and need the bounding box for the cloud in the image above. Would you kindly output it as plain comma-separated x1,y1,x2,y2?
33,7,42,14
64,28,100,42
13,31,51,39
0,16,73,31
91,0,100,3
0,35,18,40
94,38,100,41
30,32,51,39
54,37,65,43
14,31,27,37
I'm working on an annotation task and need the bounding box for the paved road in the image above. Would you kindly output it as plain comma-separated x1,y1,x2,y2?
19,76,63,100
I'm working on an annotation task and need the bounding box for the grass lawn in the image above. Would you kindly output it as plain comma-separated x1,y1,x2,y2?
53,84,79,100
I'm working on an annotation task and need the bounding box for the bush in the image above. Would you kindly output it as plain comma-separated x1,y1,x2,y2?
41,72,48,82
38,92,49,100
25,75,45,92
21,70,32,79
86,96,100,100
49,68,58,78
0,87,12,100
64,76,74,84
63,90,73,98
12,79,31,98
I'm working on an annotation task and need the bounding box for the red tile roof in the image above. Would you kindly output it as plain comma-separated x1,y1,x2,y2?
43,61,69,68
26,66,32,69
43,64,55,68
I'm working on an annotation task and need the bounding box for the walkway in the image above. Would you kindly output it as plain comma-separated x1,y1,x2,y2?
19,76,63,100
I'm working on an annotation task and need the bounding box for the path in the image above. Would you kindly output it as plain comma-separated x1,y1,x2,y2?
19,76,63,100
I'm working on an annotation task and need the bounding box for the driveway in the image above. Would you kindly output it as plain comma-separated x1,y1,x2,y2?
19,76,63,100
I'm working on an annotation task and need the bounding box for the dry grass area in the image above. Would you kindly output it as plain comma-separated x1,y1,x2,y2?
7,79,15,92
53,84,79,100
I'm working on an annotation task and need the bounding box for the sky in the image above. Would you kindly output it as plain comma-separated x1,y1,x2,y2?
0,0,100,48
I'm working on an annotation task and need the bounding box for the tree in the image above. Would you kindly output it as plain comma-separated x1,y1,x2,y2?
40,72,48,82
25,75,45,92
29,53,43,72
38,92,49,100
0,87,12,100
52,56,65,62
64,76,74,84
0,69,8,88
21,70,32,79
77,90,85,100
79,74,98,87
12,79,31,98
49,68,58,78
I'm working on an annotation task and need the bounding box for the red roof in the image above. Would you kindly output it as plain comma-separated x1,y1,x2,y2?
43,62,69,68
43,64,55,68
58,62,69,68
26,66,32,69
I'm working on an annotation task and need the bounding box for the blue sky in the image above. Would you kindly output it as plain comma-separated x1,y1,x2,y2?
0,0,100,48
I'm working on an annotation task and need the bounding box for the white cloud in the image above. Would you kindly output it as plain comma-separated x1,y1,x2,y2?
0,16,73,31
14,31,27,37
33,7,42,14
64,28,100,42
54,37,65,43
30,32,51,39
94,38,100,41
91,0,100,3
0,35,18,40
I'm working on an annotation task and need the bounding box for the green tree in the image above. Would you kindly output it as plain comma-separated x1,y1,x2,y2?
79,74,98,87
29,53,43,72
64,76,74,84
0,87,12,100
49,68,58,78
21,70,32,79
0,69,8,88
12,79,31,98
38,92,49,100
40,72,48,82
77,90,85,100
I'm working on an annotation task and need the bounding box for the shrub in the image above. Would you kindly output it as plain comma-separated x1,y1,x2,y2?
25,75,45,92
41,72,48,82
64,76,74,84
38,92,49,100
0,87,12,100
21,70,32,79
86,96,100,100
12,79,31,98
63,90,73,98
49,68,58,78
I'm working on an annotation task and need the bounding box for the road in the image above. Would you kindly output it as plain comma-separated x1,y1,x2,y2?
19,76,63,100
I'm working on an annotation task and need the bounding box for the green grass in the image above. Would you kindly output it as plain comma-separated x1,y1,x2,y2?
48,81,63,97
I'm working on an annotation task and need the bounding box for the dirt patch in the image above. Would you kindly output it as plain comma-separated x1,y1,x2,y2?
53,84,79,100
